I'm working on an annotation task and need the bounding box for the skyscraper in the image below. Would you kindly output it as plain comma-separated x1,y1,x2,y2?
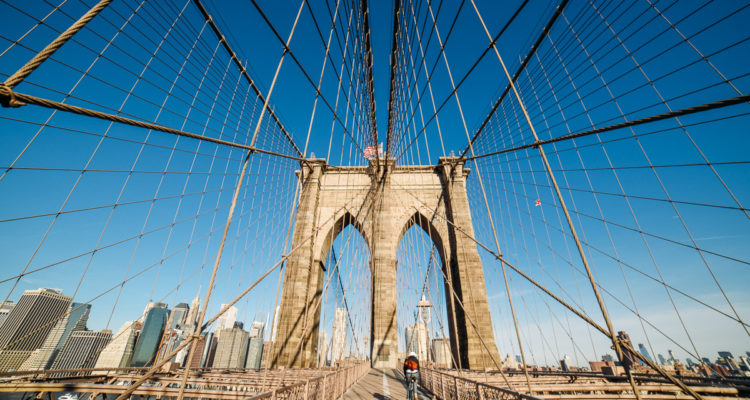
169,303,189,330
718,351,734,359
204,334,218,367
155,328,182,364
215,304,237,331
432,338,451,367
95,321,139,370
657,354,666,365
130,303,169,367
245,321,265,369
668,349,678,364
213,327,248,369
0,301,15,328
405,322,429,361
638,343,653,364
49,330,111,373
0,288,72,371
331,308,347,364
21,302,91,370
271,306,279,342
184,335,207,369
184,293,201,334
139,301,154,323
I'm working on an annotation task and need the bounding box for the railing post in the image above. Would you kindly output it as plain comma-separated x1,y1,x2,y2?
304,379,309,400
322,373,327,400
477,381,486,400
440,372,446,399
454,375,459,400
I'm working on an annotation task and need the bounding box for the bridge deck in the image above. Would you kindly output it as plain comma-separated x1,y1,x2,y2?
342,369,428,399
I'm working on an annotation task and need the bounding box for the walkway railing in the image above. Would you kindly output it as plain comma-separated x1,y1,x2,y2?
0,363,369,400
420,368,543,400
245,362,369,400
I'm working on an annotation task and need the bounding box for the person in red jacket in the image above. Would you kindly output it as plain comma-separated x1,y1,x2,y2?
403,352,420,399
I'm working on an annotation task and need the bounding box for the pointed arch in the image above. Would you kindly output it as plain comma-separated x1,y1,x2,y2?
317,210,371,267
397,211,447,270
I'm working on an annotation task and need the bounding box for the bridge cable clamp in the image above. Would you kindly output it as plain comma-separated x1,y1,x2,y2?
0,84,26,108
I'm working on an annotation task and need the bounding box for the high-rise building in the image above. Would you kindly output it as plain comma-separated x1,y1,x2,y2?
245,321,265,369
215,304,237,331
404,322,429,361
702,357,711,365
638,343,653,364
169,303,189,330
184,293,201,334
271,306,280,342
204,333,218,367
331,308,347,364
213,327,248,369
130,303,169,367
432,338,451,367
0,288,72,372
616,331,640,366
318,331,328,367
21,303,90,370
738,355,750,371
184,335,207,369
657,354,666,365
95,321,139,370
155,329,182,364
560,354,571,371
718,351,734,359
139,301,154,323
601,354,614,362
0,301,15,328
668,349,678,364
49,330,111,373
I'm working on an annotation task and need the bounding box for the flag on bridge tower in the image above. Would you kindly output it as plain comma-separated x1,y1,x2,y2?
363,143,384,159
363,145,376,159
535,199,541,207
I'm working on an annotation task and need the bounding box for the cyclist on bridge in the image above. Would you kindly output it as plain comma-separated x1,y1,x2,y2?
403,351,420,400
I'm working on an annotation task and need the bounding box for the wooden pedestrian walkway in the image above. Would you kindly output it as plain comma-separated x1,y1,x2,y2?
341,368,429,399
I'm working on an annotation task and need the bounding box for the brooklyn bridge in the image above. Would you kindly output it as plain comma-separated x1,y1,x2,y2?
0,0,748,399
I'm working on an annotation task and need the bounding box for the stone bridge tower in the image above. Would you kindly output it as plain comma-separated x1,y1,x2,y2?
271,157,500,370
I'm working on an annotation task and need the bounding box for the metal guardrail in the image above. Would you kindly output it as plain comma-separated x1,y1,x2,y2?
244,363,369,400
0,363,369,400
420,368,544,400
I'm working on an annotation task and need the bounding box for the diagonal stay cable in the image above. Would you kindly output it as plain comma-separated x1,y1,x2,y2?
248,0,367,157
394,0,531,161
0,87,308,162
468,93,750,161
458,0,570,159
191,0,303,157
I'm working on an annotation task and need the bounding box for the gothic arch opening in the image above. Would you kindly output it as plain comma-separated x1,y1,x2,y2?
395,211,455,368
316,211,371,367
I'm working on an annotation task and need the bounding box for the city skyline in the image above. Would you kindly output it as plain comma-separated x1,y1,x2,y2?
1,284,749,368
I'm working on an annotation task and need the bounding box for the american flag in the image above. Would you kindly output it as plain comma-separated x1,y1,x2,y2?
363,145,376,158
364,143,383,159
